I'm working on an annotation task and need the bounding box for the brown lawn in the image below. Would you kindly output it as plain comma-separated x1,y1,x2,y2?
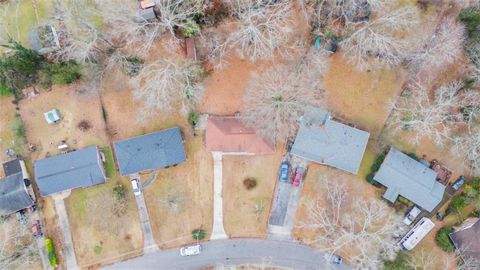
324,53,406,137
18,85,109,160
222,150,284,238
65,175,143,269
143,132,214,249
0,96,23,175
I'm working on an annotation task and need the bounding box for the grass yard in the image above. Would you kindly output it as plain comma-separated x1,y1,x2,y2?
0,0,55,47
143,133,213,249
324,53,406,137
222,151,283,238
18,85,109,160
64,154,143,268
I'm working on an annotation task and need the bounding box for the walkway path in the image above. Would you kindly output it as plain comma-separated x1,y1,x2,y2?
53,197,79,270
103,238,350,270
210,152,228,239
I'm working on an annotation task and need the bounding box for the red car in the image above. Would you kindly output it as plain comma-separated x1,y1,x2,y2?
32,220,43,238
292,167,305,187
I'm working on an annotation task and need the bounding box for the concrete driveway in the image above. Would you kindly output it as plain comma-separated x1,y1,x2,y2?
53,195,79,270
102,239,350,270
211,152,227,239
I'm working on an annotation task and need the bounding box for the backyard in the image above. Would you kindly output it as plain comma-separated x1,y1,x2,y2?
222,151,283,238
0,95,27,172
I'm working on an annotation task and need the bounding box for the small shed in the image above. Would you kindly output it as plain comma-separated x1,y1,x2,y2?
29,24,60,55
139,7,156,21
44,109,61,124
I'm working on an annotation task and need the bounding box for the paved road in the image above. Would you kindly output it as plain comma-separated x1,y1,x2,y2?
211,152,227,239
103,239,350,270
54,198,79,270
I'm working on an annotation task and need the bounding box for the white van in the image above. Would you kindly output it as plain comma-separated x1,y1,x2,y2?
180,244,202,256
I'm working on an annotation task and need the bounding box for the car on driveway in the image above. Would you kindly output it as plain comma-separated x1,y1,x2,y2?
32,220,43,238
180,244,202,256
279,162,290,182
131,178,142,196
292,167,304,187
403,206,421,226
452,176,465,191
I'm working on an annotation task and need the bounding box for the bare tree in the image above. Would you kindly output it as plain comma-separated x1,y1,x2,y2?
131,56,204,120
0,219,40,269
339,2,420,70
299,176,402,269
409,17,465,79
240,49,329,143
389,81,480,146
452,126,480,177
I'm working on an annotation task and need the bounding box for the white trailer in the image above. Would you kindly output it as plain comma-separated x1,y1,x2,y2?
400,217,435,250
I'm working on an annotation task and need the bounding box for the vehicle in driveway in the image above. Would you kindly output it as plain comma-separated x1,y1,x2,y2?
131,178,142,196
452,176,465,191
403,206,421,226
180,244,202,256
292,167,304,187
332,255,343,265
279,162,290,182
32,220,43,238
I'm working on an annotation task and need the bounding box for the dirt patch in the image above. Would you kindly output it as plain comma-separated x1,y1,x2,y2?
222,150,284,238
324,53,406,137
64,175,143,269
18,85,109,160
144,132,213,249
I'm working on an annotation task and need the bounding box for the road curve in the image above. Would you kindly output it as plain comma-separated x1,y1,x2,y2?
103,239,350,270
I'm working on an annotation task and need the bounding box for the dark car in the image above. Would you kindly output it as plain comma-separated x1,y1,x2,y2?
279,162,289,182
452,176,465,191
292,167,305,187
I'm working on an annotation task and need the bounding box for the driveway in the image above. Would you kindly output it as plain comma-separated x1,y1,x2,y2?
133,189,159,254
211,152,227,239
53,197,79,270
102,239,350,270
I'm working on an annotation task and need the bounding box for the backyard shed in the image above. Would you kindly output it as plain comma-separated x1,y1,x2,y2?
113,127,186,176
291,107,370,174
34,146,106,196
44,109,61,124
374,148,445,212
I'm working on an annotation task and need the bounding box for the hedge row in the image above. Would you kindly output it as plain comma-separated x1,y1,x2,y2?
45,238,58,267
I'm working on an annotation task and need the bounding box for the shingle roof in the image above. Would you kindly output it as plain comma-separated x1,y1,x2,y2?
206,116,275,154
291,108,370,174
0,172,34,215
34,146,106,196
374,148,445,212
450,218,480,262
3,159,22,176
113,127,186,176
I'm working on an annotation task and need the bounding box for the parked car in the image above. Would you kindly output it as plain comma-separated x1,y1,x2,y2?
279,162,290,182
180,244,202,256
16,211,27,225
131,178,142,196
332,255,343,265
452,176,465,191
32,220,42,238
436,211,445,221
292,167,305,187
403,206,421,226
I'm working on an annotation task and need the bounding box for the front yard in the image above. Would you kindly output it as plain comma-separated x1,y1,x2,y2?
222,151,283,238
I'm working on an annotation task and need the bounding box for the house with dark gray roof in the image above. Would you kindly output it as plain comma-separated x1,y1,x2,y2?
34,146,106,196
449,218,480,264
291,108,370,174
374,148,445,212
0,172,34,215
113,127,186,176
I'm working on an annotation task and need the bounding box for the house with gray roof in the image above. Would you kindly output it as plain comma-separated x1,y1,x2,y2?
449,218,480,263
34,146,106,196
374,148,445,212
0,172,34,215
113,127,186,176
291,108,370,174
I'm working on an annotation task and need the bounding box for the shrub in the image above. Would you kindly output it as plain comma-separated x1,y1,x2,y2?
122,56,143,77
383,251,414,270
77,120,92,131
397,196,414,207
448,195,466,214
39,61,81,86
188,111,199,126
435,227,455,252
460,7,480,40
0,84,12,96
192,228,206,240
243,177,257,190
45,238,58,267
406,152,419,161
113,185,126,201
94,245,103,255
181,22,200,37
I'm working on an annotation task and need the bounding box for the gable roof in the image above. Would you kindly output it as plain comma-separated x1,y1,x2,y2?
450,218,480,262
291,108,370,174
34,146,106,196
0,172,34,215
374,148,445,212
113,127,186,176
206,116,275,154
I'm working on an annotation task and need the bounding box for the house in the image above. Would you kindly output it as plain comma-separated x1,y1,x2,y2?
449,218,480,263
290,108,370,174
206,116,275,155
34,146,106,196
0,172,34,215
374,148,446,212
400,217,435,250
113,127,186,176
3,158,29,179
